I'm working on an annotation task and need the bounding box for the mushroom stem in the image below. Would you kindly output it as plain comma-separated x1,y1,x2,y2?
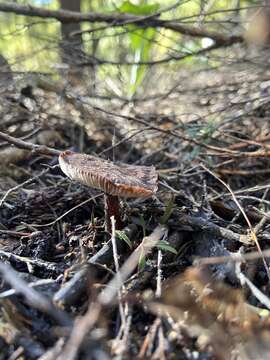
104,193,123,232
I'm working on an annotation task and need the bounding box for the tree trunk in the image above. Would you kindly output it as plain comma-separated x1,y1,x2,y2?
0,54,13,89
60,0,83,85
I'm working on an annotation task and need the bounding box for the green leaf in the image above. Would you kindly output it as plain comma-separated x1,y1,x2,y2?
128,26,157,95
115,230,132,248
118,0,159,96
156,240,177,255
139,214,147,238
138,248,146,272
159,196,175,224
119,1,159,15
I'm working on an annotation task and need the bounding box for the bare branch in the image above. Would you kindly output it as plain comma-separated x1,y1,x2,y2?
0,2,244,45
0,131,60,157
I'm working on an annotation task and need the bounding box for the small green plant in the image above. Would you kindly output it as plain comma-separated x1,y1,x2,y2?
115,230,132,248
138,247,147,272
185,120,219,160
159,196,175,225
139,214,147,237
118,0,159,97
137,197,177,271
155,240,177,254
138,239,177,272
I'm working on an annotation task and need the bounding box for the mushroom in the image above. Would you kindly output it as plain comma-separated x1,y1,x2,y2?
58,150,158,232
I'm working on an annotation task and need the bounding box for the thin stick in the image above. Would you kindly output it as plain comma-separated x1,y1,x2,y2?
56,302,102,360
0,278,57,299
0,130,60,156
0,165,58,207
235,263,270,311
194,247,270,266
156,250,162,298
111,215,126,328
201,163,270,281
27,194,102,227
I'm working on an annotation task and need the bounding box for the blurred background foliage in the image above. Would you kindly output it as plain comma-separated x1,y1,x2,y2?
0,0,258,96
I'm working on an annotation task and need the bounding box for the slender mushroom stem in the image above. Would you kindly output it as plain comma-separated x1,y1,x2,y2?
104,193,123,232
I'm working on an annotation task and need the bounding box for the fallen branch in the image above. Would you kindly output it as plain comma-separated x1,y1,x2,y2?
54,224,137,308
0,250,61,274
170,213,252,245
0,262,72,327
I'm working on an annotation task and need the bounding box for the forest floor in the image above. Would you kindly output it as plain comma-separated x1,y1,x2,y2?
1,50,270,360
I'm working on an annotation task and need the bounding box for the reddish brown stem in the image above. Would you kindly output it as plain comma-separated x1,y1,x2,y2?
104,193,123,233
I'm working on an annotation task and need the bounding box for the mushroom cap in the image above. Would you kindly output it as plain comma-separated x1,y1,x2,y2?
59,150,158,198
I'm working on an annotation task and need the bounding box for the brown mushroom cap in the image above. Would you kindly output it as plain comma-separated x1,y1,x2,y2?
59,150,158,198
